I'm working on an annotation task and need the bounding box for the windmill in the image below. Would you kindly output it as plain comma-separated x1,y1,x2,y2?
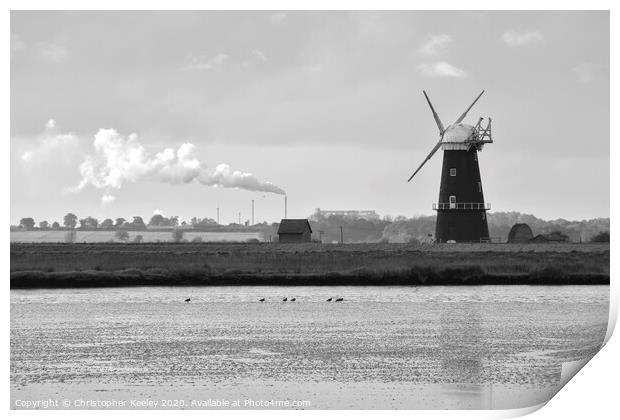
408,90,493,243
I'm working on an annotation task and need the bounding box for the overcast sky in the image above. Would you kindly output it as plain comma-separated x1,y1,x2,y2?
10,11,609,225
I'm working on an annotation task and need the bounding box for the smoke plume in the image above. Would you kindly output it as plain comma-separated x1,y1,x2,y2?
75,128,285,200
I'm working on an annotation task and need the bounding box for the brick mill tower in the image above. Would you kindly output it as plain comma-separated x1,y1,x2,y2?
408,91,493,243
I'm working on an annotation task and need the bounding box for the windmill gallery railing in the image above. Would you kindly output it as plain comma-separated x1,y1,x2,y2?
433,202,491,210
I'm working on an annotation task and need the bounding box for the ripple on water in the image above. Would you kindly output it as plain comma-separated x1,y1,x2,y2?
10,285,609,404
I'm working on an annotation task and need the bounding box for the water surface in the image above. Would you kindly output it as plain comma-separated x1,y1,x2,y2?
11,285,609,409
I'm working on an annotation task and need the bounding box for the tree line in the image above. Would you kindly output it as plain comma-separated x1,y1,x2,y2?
307,211,610,244
15,214,148,231
14,214,229,231
12,210,610,244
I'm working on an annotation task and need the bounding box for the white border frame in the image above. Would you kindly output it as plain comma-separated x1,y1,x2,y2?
4,2,616,419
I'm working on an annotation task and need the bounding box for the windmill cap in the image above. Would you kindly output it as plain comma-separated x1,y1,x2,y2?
442,123,477,143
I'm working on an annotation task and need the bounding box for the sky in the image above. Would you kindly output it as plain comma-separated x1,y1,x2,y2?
10,11,609,225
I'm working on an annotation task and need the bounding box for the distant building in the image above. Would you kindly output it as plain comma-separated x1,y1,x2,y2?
277,219,312,243
314,208,380,220
507,223,533,243
530,232,570,243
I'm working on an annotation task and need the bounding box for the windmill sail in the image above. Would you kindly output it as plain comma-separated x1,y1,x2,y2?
409,90,487,182
423,91,445,134
453,90,485,125
407,139,443,182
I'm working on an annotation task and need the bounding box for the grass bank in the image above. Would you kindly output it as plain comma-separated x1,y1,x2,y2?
10,243,610,289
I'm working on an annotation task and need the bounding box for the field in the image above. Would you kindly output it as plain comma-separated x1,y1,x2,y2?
10,242,609,288
10,230,262,243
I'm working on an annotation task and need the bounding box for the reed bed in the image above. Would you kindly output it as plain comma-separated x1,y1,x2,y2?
10,242,609,288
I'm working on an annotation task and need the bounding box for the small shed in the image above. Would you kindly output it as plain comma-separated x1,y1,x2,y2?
530,232,569,243
277,219,313,243
507,223,533,243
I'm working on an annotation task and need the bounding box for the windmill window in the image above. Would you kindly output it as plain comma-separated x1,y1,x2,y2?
477,182,481,192
449,195,456,209
450,168,456,176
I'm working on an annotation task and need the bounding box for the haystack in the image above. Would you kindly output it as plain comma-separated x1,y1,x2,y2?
507,223,533,243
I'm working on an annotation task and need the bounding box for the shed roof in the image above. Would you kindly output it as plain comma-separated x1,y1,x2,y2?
277,219,312,234
531,232,569,242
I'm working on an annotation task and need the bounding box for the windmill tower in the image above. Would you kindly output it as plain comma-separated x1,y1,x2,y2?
408,90,493,243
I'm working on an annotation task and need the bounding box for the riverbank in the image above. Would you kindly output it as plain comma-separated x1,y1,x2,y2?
10,243,609,289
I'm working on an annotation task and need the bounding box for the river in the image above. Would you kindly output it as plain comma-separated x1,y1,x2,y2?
11,285,609,409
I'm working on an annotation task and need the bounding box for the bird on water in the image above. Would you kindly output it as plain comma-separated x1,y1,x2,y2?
335,298,344,302
283,297,288,302
185,298,191,303
326,298,332,302
290,298,296,302
259,298,265,302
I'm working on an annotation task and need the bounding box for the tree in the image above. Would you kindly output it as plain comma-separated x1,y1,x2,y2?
381,216,435,244
169,216,179,227
19,218,35,230
115,230,130,242
148,214,168,226
590,231,610,243
131,216,146,230
39,220,50,230
172,229,184,242
51,221,60,230
133,234,143,243
79,216,99,230
100,218,114,230
64,213,78,229
197,217,217,227
114,218,127,229
191,235,203,243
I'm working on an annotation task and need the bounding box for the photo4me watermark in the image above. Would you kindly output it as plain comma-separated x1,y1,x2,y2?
13,397,312,409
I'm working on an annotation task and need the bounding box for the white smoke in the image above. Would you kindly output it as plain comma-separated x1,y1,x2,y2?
74,128,286,200
20,119,79,163
198,163,285,195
